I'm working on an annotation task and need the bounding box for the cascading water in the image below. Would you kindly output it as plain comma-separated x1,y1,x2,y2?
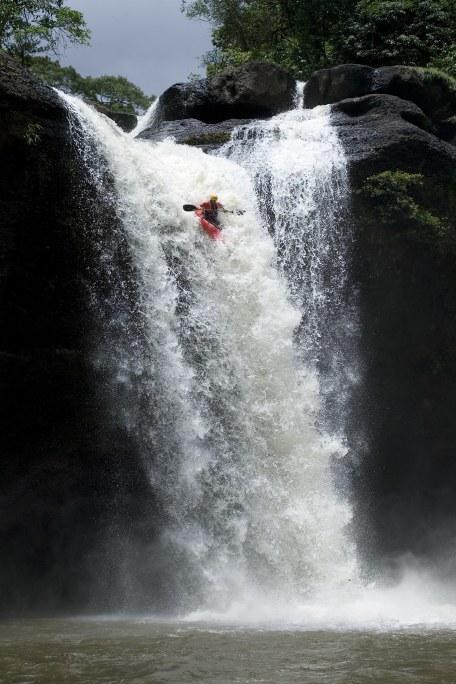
60,90,358,619
130,96,160,138
222,102,358,445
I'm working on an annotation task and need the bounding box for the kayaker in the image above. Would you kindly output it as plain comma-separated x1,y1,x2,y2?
199,195,224,227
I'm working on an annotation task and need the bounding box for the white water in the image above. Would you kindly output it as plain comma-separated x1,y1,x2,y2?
222,102,358,463
61,91,355,613
130,96,160,137
58,90,456,628
294,80,305,109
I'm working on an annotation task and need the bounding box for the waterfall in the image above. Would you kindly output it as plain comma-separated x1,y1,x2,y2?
221,102,358,464
130,96,160,138
60,91,357,618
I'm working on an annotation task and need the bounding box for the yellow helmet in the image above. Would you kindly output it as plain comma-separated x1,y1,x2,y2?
210,194,218,201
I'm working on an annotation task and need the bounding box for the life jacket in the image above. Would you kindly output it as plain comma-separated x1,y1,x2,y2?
200,200,223,224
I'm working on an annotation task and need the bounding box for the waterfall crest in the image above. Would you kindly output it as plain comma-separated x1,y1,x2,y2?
60,91,357,618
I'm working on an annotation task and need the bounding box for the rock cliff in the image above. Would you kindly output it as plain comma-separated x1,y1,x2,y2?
309,65,456,573
0,53,155,614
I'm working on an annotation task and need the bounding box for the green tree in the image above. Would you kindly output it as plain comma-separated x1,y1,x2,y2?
340,0,456,67
29,55,84,91
0,0,90,65
29,58,155,114
182,0,354,77
182,0,456,78
80,75,154,114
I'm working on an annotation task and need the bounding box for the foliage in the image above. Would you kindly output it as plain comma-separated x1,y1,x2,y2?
182,0,352,78
415,66,456,91
362,171,441,229
0,0,90,65
29,57,155,114
341,0,456,67
22,121,43,145
81,75,153,114
429,46,456,80
182,0,456,79
360,170,456,256
29,54,83,91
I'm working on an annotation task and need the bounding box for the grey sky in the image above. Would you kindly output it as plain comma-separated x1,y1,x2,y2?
60,0,213,96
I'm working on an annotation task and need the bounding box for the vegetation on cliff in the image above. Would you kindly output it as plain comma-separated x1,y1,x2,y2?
182,0,456,79
29,57,154,114
359,170,456,257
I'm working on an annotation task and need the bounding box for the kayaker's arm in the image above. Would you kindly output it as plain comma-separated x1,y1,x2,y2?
218,205,245,215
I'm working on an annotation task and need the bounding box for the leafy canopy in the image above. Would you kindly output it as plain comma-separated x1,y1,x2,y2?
0,0,90,65
341,0,456,69
30,57,155,114
82,74,153,114
182,0,456,78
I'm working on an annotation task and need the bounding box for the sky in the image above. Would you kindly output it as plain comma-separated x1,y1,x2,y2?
60,0,213,96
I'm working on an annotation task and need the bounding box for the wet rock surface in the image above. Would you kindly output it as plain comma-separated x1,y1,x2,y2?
154,61,295,125
326,89,456,572
330,93,456,182
305,63,456,121
0,54,156,614
138,117,251,151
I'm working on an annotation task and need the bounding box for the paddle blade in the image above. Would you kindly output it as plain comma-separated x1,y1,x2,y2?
183,204,198,211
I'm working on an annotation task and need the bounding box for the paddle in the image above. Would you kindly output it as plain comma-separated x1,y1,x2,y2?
183,204,245,215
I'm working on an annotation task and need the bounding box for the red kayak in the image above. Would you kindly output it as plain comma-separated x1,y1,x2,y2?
195,208,223,240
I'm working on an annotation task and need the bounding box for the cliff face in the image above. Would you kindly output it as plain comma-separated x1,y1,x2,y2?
307,65,456,573
0,53,156,614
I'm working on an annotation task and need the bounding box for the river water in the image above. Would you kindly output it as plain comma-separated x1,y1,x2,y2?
1,619,456,683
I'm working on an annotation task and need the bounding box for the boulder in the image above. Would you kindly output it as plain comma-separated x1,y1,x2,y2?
155,62,295,125
0,51,62,117
330,94,456,184
304,64,373,109
305,64,456,121
372,66,456,120
138,117,251,152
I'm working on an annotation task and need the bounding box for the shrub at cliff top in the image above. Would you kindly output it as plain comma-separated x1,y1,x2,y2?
359,170,456,258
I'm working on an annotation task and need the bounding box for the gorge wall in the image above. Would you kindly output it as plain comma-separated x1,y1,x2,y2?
0,53,157,613
1,54,456,612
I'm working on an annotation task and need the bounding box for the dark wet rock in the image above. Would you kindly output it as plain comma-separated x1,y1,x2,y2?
0,51,62,116
305,64,456,121
0,53,156,614
437,115,456,145
155,61,295,125
372,66,456,121
138,117,251,152
304,64,373,109
333,92,456,572
331,94,456,184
